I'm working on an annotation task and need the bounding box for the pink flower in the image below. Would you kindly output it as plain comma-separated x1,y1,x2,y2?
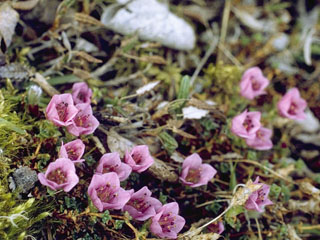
66,103,99,136
208,221,224,235
123,186,162,221
96,152,132,181
72,82,92,105
277,88,307,120
59,139,85,163
240,67,269,100
124,145,154,173
246,127,273,150
37,158,79,192
150,202,185,239
231,110,261,139
46,94,79,127
245,177,273,212
180,153,217,188
88,173,131,212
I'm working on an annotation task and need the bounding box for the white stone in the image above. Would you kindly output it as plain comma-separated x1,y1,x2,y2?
182,106,209,119
101,0,195,50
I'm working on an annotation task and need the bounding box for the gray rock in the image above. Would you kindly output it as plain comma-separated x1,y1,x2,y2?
12,166,38,194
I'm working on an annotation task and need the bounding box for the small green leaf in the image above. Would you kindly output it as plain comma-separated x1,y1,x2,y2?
229,162,237,191
295,159,306,171
205,201,222,215
101,210,112,223
159,192,168,204
159,131,178,155
177,75,190,100
270,183,281,200
47,74,81,85
114,220,124,230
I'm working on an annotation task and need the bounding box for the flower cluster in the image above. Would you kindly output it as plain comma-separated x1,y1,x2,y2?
37,138,86,192
38,141,184,239
235,67,307,150
46,82,99,136
87,146,184,239
231,109,273,150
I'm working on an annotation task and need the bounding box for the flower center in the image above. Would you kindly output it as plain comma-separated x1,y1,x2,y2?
159,212,176,233
132,152,143,164
66,147,79,161
185,168,201,183
102,164,118,174
257,189,266,202
74,111,90,128
77,92,85,102
127,197,150,212
96,183,117,202
243,117,254,131
47,168,67,184
252,81,261,91
56,101,68,121
288,102,297,115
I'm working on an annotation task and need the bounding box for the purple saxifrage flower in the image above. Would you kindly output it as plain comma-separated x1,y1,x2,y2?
123,186,162,221
72,82,92,105
96,152,132,181
38,158,79,192
231,109,261,139
150,202,185,239
245,177,273,212
277,88,307,120
88,173,131,212
46,93,78,127
59,139,85,163
67,103,99,136
180,153,217,188
246,127,273,151
240,67,269,100
124,145,154,173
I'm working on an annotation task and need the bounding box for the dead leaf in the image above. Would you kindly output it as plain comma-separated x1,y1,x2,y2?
191,233,220,240
171,127,197,139
0,3,19,51
277,164,295,178
32,73,60,97
148,158,178,182
136,81,160,95
75,12,105,27
73,68,92,80
74,51,103,63
299,182,320,200
287,224,302,240
288,199,320,213
107,129,135,157
11,0,39,10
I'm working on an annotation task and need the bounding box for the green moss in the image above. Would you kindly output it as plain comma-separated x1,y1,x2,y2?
0,186,50,240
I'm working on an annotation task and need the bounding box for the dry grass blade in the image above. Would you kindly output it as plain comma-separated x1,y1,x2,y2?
11,0,39,10
74,12,105,27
